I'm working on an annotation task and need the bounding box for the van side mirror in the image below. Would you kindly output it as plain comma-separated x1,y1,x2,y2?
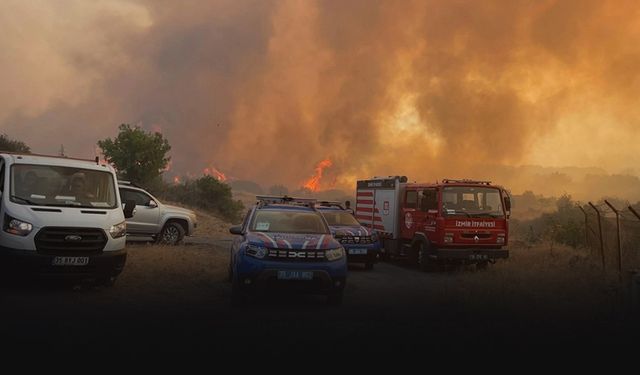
504,195,512,218
123,200,136,219
229,225,243,235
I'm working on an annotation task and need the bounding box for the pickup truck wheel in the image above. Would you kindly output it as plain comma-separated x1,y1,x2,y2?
159,222,185,245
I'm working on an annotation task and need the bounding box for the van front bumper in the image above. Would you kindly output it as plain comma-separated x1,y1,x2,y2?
0,246,127,279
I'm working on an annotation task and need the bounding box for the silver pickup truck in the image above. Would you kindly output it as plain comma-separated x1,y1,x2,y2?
118,182,197,244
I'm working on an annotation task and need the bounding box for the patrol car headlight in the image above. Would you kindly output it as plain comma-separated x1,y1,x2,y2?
109,221,127,239
4,215,33,236
325,247,345,261
246,244,268,259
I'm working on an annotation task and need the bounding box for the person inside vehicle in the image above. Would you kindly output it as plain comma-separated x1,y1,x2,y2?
68,172,95,203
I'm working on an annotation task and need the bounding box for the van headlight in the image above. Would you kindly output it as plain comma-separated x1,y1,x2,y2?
325,247,345,261
109,221,127,239
4,215,33,236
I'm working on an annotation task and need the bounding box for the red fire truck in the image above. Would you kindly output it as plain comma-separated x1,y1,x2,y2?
355,176,511,270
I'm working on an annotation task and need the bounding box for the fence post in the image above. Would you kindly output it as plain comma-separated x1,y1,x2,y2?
588,202,606,273
604,200,622,281
629,206,640,221
577,205,589,249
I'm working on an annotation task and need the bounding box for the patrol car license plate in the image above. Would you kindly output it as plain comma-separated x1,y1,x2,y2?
52,257,89,266
277,270,313,281
348,248,367,255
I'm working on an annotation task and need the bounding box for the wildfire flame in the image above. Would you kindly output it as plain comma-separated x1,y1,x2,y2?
173,176,181,184
303,159,332,192
204,166,227,181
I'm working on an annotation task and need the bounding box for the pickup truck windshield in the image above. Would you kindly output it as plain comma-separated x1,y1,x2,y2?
442,186,504,218
251,210,329,234
10,164,117,208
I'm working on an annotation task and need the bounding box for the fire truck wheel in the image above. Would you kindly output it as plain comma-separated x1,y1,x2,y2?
476,261,489,271
417,242,435,272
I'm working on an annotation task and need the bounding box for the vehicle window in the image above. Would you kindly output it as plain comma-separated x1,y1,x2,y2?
419,189,438,211
321,211,360,226
442,186,503,217
405,190,418,209
122,189,151,206
10,164,117,208
251,210,329,234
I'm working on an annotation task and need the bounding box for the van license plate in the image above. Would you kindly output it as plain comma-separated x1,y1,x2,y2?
52,257,89,266
348,248,367,255
277,270,313,280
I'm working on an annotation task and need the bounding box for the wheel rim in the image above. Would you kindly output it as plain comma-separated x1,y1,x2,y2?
163,226,179,243
417,246,423,265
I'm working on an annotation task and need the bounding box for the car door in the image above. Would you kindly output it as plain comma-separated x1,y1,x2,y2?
120,188,161,235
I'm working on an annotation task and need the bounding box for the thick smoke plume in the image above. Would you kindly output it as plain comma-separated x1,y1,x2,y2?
1,0,639,199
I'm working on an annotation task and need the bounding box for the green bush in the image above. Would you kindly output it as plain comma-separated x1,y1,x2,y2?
163,175,244,222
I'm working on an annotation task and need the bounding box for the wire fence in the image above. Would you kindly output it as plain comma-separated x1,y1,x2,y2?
581,201,640,279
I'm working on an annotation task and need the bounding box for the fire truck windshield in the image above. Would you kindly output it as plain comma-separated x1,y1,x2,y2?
442,186,504,218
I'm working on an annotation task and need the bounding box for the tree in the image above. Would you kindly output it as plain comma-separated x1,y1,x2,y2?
98,124,171,186
0,134,30,153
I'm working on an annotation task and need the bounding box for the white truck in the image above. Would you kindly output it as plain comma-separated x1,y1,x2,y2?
0,153,135,285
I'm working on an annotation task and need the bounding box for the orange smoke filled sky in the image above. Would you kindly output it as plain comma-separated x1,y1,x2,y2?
1,0,639,197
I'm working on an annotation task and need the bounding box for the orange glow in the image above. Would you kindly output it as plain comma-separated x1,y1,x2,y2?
303,159,332,192
173,176,181,184
204,166,227,181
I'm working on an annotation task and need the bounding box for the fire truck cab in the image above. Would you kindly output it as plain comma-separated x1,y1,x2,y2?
355,176,511,270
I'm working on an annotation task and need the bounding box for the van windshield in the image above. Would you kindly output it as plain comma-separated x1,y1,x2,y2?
10,164,117,208
442,186,504,218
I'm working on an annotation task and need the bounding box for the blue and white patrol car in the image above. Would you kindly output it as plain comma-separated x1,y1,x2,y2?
228,196,347,306
316,202,381,270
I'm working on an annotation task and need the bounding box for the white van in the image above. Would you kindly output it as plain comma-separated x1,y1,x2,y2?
0,153,135,285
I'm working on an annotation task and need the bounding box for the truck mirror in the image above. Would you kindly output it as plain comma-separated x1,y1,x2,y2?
123,199,136,219
229,225,243,235
504,195,512,217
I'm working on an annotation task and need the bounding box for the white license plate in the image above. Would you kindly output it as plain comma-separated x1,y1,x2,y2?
52,257,89,266
277,270,313,280
348,248,368,255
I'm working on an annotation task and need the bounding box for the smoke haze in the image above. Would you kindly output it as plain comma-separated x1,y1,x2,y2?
1,0,639,199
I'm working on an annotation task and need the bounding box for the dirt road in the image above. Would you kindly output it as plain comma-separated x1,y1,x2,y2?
1,240,637,355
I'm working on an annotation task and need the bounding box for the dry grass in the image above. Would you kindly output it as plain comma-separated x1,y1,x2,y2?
438,243,627,321
161,200,232,238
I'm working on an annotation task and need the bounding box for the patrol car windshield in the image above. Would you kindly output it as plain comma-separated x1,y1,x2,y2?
251,210,329,234
320,211,360,226
442,186,504,218
10,164,117,208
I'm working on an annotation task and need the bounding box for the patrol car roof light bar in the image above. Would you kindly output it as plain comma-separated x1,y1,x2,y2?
442,178,492,185
255,195,317,208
